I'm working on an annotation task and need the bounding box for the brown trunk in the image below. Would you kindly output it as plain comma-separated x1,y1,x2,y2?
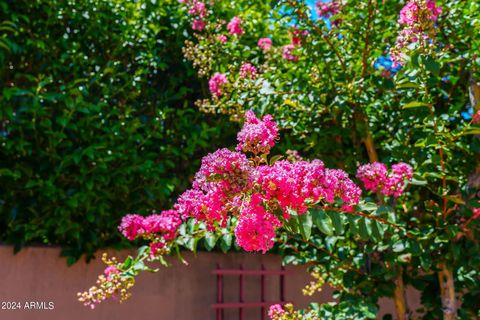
363,129,385,204
468,76,480,189
394,268,408,320
438,262,457,320
363,132,379,163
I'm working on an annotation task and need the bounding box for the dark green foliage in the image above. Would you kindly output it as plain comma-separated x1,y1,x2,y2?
0,0,236,264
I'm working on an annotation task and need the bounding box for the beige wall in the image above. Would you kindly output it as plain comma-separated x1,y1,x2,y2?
0,246,417,320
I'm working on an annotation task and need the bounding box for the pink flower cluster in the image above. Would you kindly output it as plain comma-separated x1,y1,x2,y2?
236,110,279,155
227,16,243,35
120,111,362,254
282,44,298,61
239,62,257,79
315,0,342,26
356,162,413,198
235,194,281,253
188,0,206,17
183,0,208,31
268,304,285,318
118,210,182,241
258,38,273,51
176,188,228,230
282,27,308,61
256,160,361,215
315,0,341,18
290,27,309,46
472,109,480,124
390,0,442,67
209,72,228,97
217,35,228,44
103,266,119,280
192,19,206,31
173,112,360,252
399,0,442,25
193,148,251,193
473,207,480,220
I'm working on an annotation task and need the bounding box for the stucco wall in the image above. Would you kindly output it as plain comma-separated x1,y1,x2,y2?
0,246,418,320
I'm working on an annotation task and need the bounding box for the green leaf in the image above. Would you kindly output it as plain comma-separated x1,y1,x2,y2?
423,56,440,76
327,211,345,236
123,256,133,269
137,245,149,257
392,240,406,253
402,101,430,109
358,218,371,241
357,202,377,213
370,220,385,241
269,154,283,165
348,215,360,235
297,213,313,240
396,82,420,89
219,234,232,253
410,177,427,186
311,209,334,236
133,260,146,272
461,128,480,135
204,232,217,251
285,208,299,233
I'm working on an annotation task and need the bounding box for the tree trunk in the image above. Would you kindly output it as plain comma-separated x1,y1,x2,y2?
438,262,457,320
394,268,409,320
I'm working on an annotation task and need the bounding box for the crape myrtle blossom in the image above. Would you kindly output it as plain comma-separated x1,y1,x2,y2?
191,19,206,31
315,0,342,27
183,0,209,31
282,44,298,61
290,27,309,46
103,266,119,280
227,16,243,35
193,148,251,193
258,37,273,51
255,160,361,216
268,304,286,319
323,169,362,211
473,207,480,220
119,111,362,253
356,162,388,192
399,0,442,26
78,254,135,309
208,72,228,97
188,1,207,17
234,193,281,253
239,62,257,79
216,35,227,44
118,210,182,241
357,162,413,198
473,109,480,124
236,110,279,155
165,111,361,253
176,187,229,230
390,0,442,67
315,0,341,19
118,214,146,240
80,111,369,309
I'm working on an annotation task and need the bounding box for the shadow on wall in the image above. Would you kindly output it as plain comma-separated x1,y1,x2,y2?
0,246,419,320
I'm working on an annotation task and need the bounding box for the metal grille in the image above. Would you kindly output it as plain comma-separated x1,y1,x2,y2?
212,264,288,320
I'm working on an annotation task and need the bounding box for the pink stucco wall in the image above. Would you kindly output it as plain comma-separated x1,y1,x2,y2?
0,245,418,319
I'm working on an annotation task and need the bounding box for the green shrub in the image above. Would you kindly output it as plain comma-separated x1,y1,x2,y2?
0,0,236,264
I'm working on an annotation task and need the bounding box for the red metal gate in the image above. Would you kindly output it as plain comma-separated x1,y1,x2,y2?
212,264,288,320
